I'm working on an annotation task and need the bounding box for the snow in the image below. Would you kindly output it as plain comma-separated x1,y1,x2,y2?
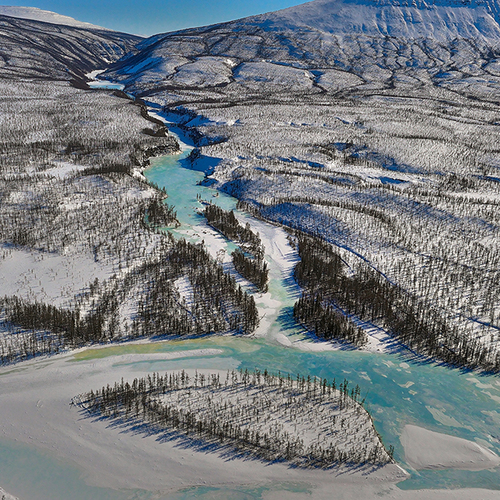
102,0,500,100
261,0,500,42
2,2,500,496
0,486,18,500
85,70,105,80
37,161,89,179
0,352,407,497
0,6,108,31
88,348,225,366
401,424,500,471
166,90,500,353
234,62,315,89
2,351,500,499
0,245,112,308
173,275,194,305
169,56,234,87
145,369,393,467
315,68,364,91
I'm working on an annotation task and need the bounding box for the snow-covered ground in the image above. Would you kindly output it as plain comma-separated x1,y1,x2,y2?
2,350,500,499
0,486,18,500
401,425,500,471
0,6,109,30
102,0,500,102
262,0,500,42
0,352,406,497
2,0,500,495
144,93,500,360
0,87,498,500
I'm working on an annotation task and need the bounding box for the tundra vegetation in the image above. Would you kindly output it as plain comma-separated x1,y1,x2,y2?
75,368,394,468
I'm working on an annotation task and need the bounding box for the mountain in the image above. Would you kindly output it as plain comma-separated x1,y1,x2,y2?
100,0,500,370
0,14,141,81
258,0,500,42
102,0,500,100
0,6,108,30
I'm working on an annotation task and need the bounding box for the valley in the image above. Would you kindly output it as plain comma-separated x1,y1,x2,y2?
1,1,500,498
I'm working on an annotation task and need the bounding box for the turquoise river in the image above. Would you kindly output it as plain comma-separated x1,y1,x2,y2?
1,109,499,500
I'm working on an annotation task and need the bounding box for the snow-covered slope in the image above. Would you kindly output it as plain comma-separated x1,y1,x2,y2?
100,0,500,364
0,14,141,81
258,0,500,42
0,6,108,30
103,0,500,96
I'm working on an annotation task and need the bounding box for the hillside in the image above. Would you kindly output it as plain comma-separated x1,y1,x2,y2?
0,14,141,81
1,2,500,499
0,7,263,366
258,0,500,41
102,0,500,100
0,6,108,30
100,0,500,368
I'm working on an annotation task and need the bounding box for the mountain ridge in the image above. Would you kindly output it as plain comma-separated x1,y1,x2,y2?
141,0,500,42
100,0,500,100
0,5,109,30
255,0,500,41
0,13,142,81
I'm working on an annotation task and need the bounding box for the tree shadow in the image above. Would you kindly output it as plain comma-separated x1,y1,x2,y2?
179,153,222,176
280,273,301,301
76,406,390,474
275,306,361,352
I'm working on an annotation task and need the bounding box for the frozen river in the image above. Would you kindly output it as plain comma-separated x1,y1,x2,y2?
1,99,499,499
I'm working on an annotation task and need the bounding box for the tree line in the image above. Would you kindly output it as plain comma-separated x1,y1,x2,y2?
232,248,269,293
293,235,367,346
146,196,178,228
75,368,392,468
0,235,260,365
204,203,264,258
137,237,259,336
294,233,500,372
203,203,268,292
294,295,367,346
0,294,116,364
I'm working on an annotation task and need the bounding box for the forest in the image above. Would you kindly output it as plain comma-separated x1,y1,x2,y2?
293,233,500,372
203,204,269,292
136,237,259,336
75,368,393,468
0,231,259,365
146,196,178,228
231,248,269,293
0,80,258,365
142,79,500,372
204,204,264,258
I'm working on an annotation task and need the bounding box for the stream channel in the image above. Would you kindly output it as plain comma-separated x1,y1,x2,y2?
1,89,500,499
140,113,500,494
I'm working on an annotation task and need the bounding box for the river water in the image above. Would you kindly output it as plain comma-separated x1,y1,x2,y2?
1,90,500,499
142,119,500,492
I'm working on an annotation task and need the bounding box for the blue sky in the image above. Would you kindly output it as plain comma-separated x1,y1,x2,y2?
3,1,307,35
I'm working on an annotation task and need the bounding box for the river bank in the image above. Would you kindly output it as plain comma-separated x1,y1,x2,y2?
1,81,500,499
0,344,408,500
2,333,500,499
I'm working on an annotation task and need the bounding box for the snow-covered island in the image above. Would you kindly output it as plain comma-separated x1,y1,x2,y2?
76,368,393,468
